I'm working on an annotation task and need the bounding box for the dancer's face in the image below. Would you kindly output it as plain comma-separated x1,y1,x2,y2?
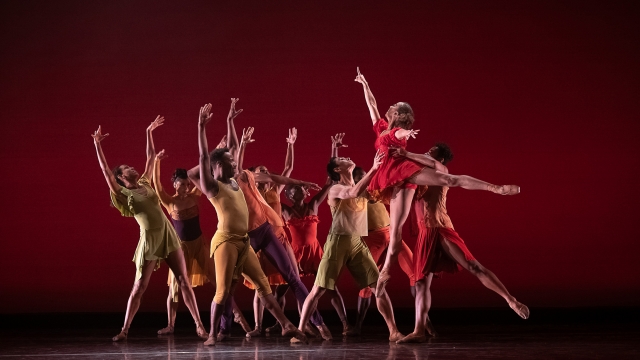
213,152,237,178
428,147,444,163
385,103,400,122
334,157,356,175
118,165,139,184
254,166,269,175
288,185,308,202
173,178,190,196
352,168,366,184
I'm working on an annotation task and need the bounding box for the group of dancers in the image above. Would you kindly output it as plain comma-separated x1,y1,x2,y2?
92,69,529,346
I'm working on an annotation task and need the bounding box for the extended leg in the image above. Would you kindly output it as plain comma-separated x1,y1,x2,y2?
409,168,519,195
113,259,157,341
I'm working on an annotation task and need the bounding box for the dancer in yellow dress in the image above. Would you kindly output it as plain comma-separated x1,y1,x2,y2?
153,150,251,335
91,117,207,342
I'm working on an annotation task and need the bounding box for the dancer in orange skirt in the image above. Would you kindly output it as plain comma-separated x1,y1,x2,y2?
392,143,529,344
355,68,520,296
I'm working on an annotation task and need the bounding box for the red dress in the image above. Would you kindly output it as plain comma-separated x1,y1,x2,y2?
286,215,324,277
367,118,425,204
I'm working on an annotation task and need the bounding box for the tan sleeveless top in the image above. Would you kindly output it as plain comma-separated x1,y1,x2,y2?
208,179,249,237
367,200,390,231
329,195,368,236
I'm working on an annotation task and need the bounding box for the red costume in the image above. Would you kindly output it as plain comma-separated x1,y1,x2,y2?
286,215,324,277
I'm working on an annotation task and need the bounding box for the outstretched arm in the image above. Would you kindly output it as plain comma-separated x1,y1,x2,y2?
226,98,243,160
355,67,381,124
197,103,220,198
329,150,384,200
254,172,321,191
276,128,297,195
152,150,175,209
309,177,333,214
389,146,447,173
92,126,122,194
140,116,164,182
331,132,348,158
236,127,255,173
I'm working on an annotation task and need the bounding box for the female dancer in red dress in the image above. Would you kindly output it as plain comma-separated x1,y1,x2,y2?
392,144,529,343
355,68,520,296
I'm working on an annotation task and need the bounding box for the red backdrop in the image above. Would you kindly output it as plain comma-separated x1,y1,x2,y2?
1,1,639,313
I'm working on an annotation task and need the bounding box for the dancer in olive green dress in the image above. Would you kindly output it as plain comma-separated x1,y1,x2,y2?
92,117,207,341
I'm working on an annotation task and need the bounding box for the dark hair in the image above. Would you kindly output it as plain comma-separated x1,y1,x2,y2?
210,147,229,165
171,168,188,183
434,142,454,165
352,166,365,176
113,165,125,186
326,157,340,182
393,102,415,130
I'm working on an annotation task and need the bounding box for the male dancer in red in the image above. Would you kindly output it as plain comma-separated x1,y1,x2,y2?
391,144,529,343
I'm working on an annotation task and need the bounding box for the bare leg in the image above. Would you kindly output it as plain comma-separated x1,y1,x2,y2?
297,285,326,332
165,249,207,338
347,295,370,336
409,168,520,195
158,291,178,335
231,299,252,333
265,285,289,333
113,259,157,341
439,238,529,319
377,187,415,297
397,274,435,344
247,290,264,337
370,285,403,342
327,287,351,334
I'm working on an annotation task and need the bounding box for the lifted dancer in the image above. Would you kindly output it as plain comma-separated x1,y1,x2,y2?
296,150,404,342
355,68,520,296
153,151,251,335
392,144,529,344
91,118,207,341
191,101,307,346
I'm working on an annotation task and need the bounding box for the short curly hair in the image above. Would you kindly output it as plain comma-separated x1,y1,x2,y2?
171,168,188,183
210,147,229,165
434,142,454,165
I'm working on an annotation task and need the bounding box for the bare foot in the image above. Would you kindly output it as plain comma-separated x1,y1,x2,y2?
234,311,252,333
112,330,127,342
341,323,354,336
203,335,216,346
246,326,262,337
304,323,319,338
425,319,438,337
196,324,209,340
290,336,304,344
216,332,230,342
264,322,281,334
375,268,391,298
282,324,307,344
492,185,520,195
388,331,405,342
316,323,333,340
157,325,174,335
396,332,427,344
344,326,361,336
509,300,530,319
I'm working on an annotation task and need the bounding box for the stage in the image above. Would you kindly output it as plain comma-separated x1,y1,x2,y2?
1,308,638,359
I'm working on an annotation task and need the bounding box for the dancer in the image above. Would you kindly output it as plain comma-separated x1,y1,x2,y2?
190,101,306,346
221,112,332,340
296,149,405,342
391,144,529,344
152,150,251,335
354,68,520,296
91,117,207,341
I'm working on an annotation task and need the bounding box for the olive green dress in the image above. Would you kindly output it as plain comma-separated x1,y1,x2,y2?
110,176,181,281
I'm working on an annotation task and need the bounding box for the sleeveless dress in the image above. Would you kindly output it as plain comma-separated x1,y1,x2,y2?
110,176,181,281
287,214,323,277
367,118,426,204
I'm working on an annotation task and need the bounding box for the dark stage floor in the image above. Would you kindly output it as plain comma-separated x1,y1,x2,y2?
1,308,638,359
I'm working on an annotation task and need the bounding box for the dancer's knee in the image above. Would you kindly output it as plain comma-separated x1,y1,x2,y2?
213,289,230,305
467,261,485,276
131,282,148,298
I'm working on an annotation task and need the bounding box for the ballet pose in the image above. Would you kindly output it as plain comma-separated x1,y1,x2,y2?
296,150,405,342
392,144,529,344
152,151,251,335
91,117,207,341
354,68,520,296
190,101,307,346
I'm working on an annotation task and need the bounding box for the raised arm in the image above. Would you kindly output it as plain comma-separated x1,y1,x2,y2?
92,126,122,194
355,67,381,124
140,116,164,182
236,126,255,173
331,132,348,158
152,150,175,209
329,150,384,200
275,127,297,195
255,172,321,191
226,98,243,160
394,128,420,141
187,135,228,193
389,146,447,173
308,177,334,214
197,103,219,198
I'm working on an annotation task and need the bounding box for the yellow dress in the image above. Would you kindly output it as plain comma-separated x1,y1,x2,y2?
110,176,181,281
